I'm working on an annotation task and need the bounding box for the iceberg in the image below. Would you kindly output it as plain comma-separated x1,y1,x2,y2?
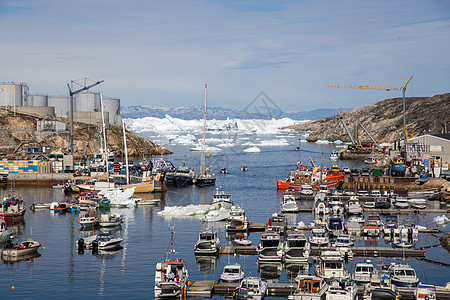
157,204,215,218
243,146,261,152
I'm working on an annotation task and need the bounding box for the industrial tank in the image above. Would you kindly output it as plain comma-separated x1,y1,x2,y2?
0,83,25,107
74,92,101,112
25,94,48,107
48,96,70,118
103,97,121,125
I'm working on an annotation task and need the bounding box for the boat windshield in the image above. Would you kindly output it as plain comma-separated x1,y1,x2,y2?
395,269,415,276
225,268,240,274
329,219,343,230
288,239,306,248
261,240,279,248
325,262,342,269
356,266,373,272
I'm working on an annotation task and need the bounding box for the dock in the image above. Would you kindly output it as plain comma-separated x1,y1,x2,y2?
188,281,450,299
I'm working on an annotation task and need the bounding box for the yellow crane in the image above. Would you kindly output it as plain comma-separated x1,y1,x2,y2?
329,75,413,141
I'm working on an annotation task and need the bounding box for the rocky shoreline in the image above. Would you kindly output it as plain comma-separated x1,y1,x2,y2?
285,93,450,143
0,110,171,159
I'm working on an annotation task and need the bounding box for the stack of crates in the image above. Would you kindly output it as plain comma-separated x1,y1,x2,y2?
0,160,40,173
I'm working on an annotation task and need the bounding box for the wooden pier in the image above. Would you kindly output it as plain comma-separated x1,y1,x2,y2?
188,281,450,299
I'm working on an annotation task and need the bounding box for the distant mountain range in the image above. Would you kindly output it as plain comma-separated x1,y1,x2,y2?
120,105,352,120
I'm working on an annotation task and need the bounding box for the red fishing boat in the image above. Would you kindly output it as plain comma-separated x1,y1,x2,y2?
0,196,26,220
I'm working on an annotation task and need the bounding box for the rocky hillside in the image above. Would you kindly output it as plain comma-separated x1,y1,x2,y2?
0,109,171,159
285,93,450,143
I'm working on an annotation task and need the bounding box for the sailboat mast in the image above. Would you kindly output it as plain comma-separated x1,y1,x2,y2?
122,122,129,185
200,84,207,175
100,93,109,174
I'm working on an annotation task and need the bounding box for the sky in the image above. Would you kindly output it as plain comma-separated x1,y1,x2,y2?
1,0,450,112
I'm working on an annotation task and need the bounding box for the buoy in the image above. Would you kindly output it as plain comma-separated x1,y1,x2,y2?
43,247,45,250
12,286,15,290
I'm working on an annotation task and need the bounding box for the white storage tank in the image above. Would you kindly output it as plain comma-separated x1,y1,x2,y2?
25,94,48,107
0,83,25,107
103,97,121,125
48,96,70,118
74,92,101,112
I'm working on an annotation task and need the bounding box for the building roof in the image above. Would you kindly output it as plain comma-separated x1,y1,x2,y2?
430,133,450,141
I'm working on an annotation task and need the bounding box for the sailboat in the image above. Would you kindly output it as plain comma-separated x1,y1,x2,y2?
194,84,216,187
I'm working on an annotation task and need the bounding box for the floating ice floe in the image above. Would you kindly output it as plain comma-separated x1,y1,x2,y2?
217,143,235,148
190,145,223,152
243,146,261,153
168,134,196,144
157,204,215,218
334,140,343,144
316,140,331,144
242,138,289,147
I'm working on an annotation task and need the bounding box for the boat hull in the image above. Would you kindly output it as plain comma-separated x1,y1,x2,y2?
2,244,41,257
122,181,154,193
195,178,216,187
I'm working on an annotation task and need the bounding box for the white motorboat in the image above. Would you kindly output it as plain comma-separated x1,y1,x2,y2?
329,196,346,216
220,264,245,282
289,275,328,300
315,250,350,280
257,230,283,262
343,190,355,196
226,204,248,231
367,214,383,227
315,199,328,216
284,230,310,263
330,150,339,160
200,207,230,222
309,228,330,247
387,263,419,287
383,215,400,237
98,213,123,227
325,280,358,300
268,212,287,235
407,189,438,199
30,202,52,210
193,231,221,255
393,196,410,209
334,234,354,247
210,186,233,209
233,238,252,246
154,229,189,298
353,261,377,284
77,216,99,228
408,198,427,209
299,184,314,195
234,277,268,300
281,194,299,213
347,196,362,215
2,238,41,257
370,190,381,198
93,233,123,250
357,190,369,197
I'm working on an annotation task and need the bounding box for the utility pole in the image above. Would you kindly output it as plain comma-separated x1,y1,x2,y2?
67,78,104,155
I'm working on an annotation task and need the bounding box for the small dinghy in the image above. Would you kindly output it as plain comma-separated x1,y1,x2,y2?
77,216,99,228
233,238,252,246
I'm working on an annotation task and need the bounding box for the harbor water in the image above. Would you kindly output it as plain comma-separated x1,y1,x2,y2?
1,130,449,299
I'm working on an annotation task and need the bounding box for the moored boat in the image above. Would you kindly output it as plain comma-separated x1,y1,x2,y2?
226,205,248,232
0,196,26,220
284,230,310,263
309,228,330,247
220,264,245,282
77,216,99,228
193,231,221,256
0,218,13,243
233,276,267,300
387,263,419,287
289,275,329,300
2,238,41,257
257,230,283,262
98,213,123,227
315,250,350,280
154,228,189,298
210,186,233,209
281,194,299,213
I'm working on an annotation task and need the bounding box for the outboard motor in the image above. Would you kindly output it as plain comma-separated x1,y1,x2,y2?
77,238,85,254
92,239,99,254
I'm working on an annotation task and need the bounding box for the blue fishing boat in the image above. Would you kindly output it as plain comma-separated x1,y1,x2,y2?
390,156,406,176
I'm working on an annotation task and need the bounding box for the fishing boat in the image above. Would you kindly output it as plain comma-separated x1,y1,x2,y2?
390,156,406,176
154,228,190,298
325,280,358,300
226,205,248,232
353,261,377,284
193,231,221,255
173,166,195,186
98,213,123,227
77,216,99,228
2,238,41,257
210,186,233,209
284,230,310,263
233,276,267,300
220,264,245,282
257,230,283,262
0,196,26,220
194,84,216,187
387,263,419,287
289,275,329,300
281,194,299,213
309,228,329,247
330,150,339,160
0,218,13,243
315,250,350,280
